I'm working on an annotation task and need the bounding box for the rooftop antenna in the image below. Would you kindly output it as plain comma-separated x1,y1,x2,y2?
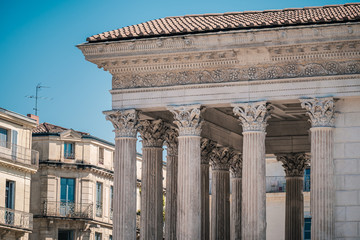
26,83,51,115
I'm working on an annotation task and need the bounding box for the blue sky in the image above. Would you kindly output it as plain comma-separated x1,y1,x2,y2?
0,0,356,146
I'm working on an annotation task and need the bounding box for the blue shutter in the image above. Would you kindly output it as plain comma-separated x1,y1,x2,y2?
11,130,17,160
60,178,75,202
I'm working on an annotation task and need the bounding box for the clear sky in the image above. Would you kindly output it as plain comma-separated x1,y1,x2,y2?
0,0,357,146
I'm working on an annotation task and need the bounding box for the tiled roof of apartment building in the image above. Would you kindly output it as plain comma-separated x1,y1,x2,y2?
33,122,89,135
87,3,360,42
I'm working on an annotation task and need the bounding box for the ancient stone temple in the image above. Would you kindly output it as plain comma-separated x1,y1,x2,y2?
78,3,360,240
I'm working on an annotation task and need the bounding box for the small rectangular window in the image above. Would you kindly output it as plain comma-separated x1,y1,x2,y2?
99,147,104,164
5,180,15,225
110,186,113,220
96,182,103,217
0,128,8,148
304,217,311,240
95,232,102,240
64,142,75,159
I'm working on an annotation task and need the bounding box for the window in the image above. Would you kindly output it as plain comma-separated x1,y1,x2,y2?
304,217,311,240
99,147,104,164
0,128,8,148
109,235,112,240
96,182,103,217
5,180,15,225
95,232,102,240
110,186,113,220
60,178,75,216
58,230,74,240
11,130,18,160
64,142,75,159
304,168,310,192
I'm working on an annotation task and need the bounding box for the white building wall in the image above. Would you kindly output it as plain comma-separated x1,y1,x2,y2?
334,97,360,239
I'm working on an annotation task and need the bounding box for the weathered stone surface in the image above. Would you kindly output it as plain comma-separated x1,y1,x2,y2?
230,152,242,240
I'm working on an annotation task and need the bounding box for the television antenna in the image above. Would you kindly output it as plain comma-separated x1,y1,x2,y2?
26,83,52,115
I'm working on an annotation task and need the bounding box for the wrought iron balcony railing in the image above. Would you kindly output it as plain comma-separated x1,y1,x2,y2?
0,140,39,168
0,206,33,231
96,202,102,217
43,201,93,219
266,176,311,193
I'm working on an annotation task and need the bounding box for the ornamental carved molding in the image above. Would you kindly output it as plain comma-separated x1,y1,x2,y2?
230,151,242,178
232,101,272,132
168,105,203,136
201,138,216,165
300,97,335,127
276,153,310,177
164,126,178,156
112,60,360,89
138,119,167,147
210,146,232,171
104,109,139,138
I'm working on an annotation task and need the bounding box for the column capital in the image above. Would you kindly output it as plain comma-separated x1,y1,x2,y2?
276,153,310,177
201,138,216,164
300,97,335,128
104,109,139,138
230,151,243,178
139,119,167,147
168,104,203,136
164,126,178,156
210,146,232,170
232,101,272,132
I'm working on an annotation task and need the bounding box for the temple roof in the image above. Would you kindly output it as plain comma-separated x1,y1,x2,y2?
87,3,360,43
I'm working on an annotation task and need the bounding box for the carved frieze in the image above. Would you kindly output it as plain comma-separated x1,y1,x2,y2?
138,119,167,147
232,101,272,132
104,109,139,138
112,60,360,89
276,153,310,177
168,105,203,136
201,138,216,164
164,126,179,156
210,146,232,171
300,97,335,128
230,151,242,178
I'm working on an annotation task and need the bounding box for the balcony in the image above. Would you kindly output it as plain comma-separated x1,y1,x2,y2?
0,140,39,168
96,202,102,217
42,201,93,219
0,207,33,231
266,176,311,193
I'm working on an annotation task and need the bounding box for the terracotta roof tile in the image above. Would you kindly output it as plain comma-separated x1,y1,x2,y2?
87,3,360,42
33,122,89,136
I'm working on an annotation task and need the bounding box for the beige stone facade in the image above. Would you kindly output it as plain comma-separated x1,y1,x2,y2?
78,4,360,240
0,108,38,240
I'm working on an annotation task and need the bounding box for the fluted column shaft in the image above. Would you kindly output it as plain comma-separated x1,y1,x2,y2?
311,127,334,239
165,128,178,240
104,109,139,240
141,146,164,240
169,105,203,240
211,169,230,240
231,177,242,240
301,97,335,240
201,163,210,240
285,177,304,240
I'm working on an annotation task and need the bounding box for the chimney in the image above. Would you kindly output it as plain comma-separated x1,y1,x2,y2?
27,114,39,125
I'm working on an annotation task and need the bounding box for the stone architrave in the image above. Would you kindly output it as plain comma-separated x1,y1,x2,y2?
229,151,242,240
300,97,335,240
138,119,167,240
168,105,203,240
209,146,232,240
232,101,271,240
276,153,310,240
104,109,139,240
200,138,215,240
164,127,179,240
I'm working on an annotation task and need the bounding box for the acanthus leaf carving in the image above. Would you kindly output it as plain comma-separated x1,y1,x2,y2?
201,138,216,164
104,109,139,138
276,153,310,177
232,101,272,132
138,119,167,147
230,151,243,178
210,146,232,170
164,126,179,156
300,97,335,127
168,105,203,136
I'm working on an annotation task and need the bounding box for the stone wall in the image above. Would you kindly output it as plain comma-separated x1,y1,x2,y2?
334,97,360,239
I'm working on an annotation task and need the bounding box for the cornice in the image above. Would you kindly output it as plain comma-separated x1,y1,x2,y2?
0,158,37,174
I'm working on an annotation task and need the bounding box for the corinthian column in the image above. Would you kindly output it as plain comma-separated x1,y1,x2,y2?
200,138,215,240
139,119,167,240
164,127,178,240
210,146,232,240
230,151,242,240
300,97,335,240
104,109,139,240
168,105,203,240
276,153,310,240
232,101,271,240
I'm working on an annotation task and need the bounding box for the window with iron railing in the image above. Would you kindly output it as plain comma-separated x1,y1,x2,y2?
64,142,75,159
